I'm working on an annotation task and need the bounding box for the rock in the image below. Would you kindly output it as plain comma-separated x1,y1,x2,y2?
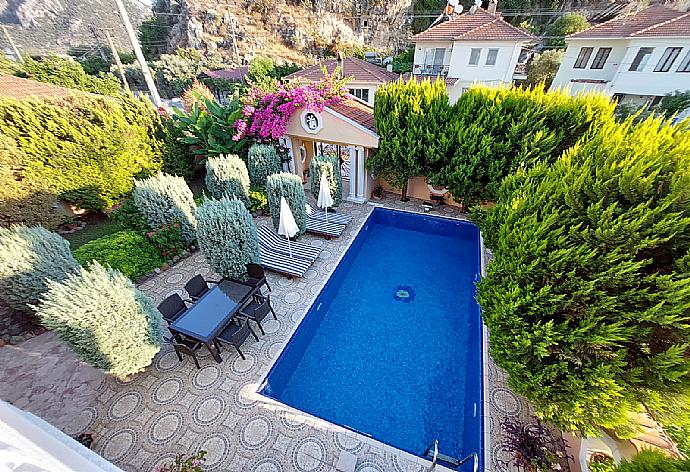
10,336,25,344
161,263,170,271
172,255,180,263
0,339,5,347
154,268,162,274
181,250,189,258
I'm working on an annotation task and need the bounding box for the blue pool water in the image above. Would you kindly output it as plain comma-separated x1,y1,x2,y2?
260,208,483,463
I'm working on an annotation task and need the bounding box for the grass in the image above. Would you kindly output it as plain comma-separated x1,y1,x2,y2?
64,215,120,250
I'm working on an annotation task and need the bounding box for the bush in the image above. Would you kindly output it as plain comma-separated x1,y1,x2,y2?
17,56,122,96
615,450,690,472
133,173,197,244
248,143,282,188
526,50,564,90
659,90,690,118
545,13,590,49
146,223,184,259
161,118,196,179
249,187,269,215
109,198,150,233
205,154,251,207
0,94,164,221
0,225,80,312
73,230,163,280
195,196,259,280
153,48,223,98
33,262,162,378
266,172,307,236
309,155,343,206
474,116,690,435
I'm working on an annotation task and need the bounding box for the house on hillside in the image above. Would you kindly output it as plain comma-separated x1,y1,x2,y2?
409,5,535,102
284,57,398,105
550,5,690,105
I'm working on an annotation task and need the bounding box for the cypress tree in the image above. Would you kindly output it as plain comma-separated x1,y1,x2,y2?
309,155,343,206
266,172,307,236
205,154,251,208
248,144,282,188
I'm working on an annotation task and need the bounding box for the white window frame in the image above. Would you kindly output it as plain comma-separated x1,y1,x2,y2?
655,47,683,72
590,47,612,69
677,50,690,72
469,48,481,66
486,48,499,66
629,47,654,72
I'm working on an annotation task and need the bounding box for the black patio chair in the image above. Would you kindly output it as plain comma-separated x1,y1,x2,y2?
172,337,204,369
184,274,220,301
214,319,259,360
240,294,277,335
157,293,189,324
246,263,271,293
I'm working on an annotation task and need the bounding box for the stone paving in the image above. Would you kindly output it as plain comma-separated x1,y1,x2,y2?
0,194,537,472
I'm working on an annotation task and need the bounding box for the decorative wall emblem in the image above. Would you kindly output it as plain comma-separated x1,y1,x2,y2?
300,110,323,134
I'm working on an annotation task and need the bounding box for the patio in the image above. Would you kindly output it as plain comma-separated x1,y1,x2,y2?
0,195,536,472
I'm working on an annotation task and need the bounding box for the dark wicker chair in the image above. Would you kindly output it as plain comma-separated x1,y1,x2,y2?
246,263,271,293
157,294,188,324
184,275,217,301
172,338,204,369
214,319,259,360
240,294,277,335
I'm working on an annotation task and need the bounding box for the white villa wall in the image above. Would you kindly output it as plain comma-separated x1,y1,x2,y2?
346,81,384,105
447,40,522,83
551,37,690,97
412,41,453,76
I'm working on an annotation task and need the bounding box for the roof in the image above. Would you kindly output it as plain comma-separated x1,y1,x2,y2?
327,96,376,133
0,73,85,99
198,67,249,81
569,5,690,39
285,57,398,84
401,73,458,86
411,9,535,42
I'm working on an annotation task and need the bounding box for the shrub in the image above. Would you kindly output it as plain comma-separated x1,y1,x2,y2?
133,173,197,244
195,196,259,280
161,118,196,179
18,56,122,96
73,230,163,280
475,116,690,435
615,450,690,472
659,90,690,118
0,94,164,220
526,50,564,90
249,187,269,215
309,155,343,206
248,143,282,188
205,154,251,207
545,13,590,49
0,225,80,312
266,173,307,236
109,199,150,233
153,48,223,98
498,419,570,472
33,262,162,378
146,223,184,259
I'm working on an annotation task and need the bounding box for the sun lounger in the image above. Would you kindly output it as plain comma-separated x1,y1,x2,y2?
306,218,345,239
257,226,321,262
258,245,311,278
306,203,352,225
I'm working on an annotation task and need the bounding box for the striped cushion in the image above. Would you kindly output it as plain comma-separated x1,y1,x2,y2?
259,246,311,278
257,226,321,262
306,203,352,225
306,218,345,237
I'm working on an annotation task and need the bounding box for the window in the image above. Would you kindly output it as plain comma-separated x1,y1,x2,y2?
654,47,683,72
574,47,593,68
629,47,654,71
486,48,499,66
590,48,612,69
677,50,690,72
469,48,481,65
348,88,370,103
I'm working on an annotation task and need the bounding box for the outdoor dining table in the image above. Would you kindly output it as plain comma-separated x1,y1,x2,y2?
169,279,254,363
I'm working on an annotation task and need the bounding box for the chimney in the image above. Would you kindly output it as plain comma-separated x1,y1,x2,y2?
487,0,498,14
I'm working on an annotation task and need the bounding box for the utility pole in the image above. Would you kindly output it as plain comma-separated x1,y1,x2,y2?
2,25,24,63
114,0,161,107
105,29,130,91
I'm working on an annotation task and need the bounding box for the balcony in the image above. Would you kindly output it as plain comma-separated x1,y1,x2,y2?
413,64,450,76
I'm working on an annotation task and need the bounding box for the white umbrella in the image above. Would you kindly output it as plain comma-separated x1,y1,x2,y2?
317,171,334,222
278,196,299,257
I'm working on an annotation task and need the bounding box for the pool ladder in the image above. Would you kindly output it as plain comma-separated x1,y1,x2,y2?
423,440,478,472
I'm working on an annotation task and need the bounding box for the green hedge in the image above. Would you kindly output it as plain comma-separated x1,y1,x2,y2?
0,94,165,227
615,450,690,472
73,230,163,280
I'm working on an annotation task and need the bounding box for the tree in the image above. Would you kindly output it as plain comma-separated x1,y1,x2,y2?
266,173,307,236
133,173,197,244
17,56,122,96
545,13,590,49
139,16,171,61
153,48,224,98
309,155,343,206
392,47,414,73
248,143,282,188
370,78,450,201
0,225,80,313
195,196,259,281
615,450,690,472
205,154,251,208
474,116,690,436
659,90,690,118
33,262,162,378
526,50,564,89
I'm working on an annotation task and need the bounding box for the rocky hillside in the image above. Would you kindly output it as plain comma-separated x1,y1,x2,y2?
156,0,413,65
0,0,148,55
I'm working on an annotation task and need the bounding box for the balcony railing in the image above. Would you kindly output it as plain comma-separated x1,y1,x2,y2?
413,64,450,76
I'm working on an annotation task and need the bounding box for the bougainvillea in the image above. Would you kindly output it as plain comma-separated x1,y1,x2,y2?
233,72,349,141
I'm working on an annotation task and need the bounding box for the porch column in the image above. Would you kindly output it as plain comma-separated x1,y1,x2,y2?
355,146,366,202
348,145,357,201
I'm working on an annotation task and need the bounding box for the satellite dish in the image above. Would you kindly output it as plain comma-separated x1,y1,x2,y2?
455,4,464,13
448,0,459,7
474,0,482,6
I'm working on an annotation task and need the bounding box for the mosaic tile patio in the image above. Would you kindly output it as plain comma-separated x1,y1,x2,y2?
0,194,539,472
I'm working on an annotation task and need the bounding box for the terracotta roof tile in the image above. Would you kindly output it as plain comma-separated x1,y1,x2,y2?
411,9,534,42
285,57,398,84
568,5,690,39
0,73,85,99
328,97,376,133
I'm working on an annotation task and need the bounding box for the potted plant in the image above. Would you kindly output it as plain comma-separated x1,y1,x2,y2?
371,184,384,200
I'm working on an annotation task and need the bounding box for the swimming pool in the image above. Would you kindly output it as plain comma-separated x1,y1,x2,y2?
260,207,483,465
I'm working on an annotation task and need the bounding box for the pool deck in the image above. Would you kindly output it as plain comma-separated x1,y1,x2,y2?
0,194,538,472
